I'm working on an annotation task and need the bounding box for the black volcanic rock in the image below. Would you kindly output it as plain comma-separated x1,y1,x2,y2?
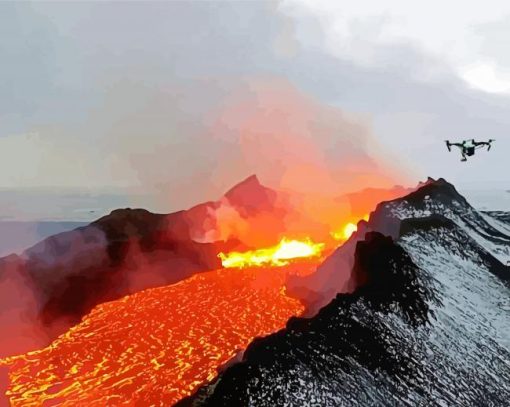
399,215,510,285
289,177,510,312
182,178,510,406
370,177,510,241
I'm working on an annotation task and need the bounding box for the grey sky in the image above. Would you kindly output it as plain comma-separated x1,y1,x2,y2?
1,1,509,212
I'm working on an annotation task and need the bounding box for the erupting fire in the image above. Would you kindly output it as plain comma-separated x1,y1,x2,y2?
218,237,325,268
331,214,370,241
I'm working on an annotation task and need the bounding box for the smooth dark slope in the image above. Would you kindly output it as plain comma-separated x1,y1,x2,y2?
183,179,510,406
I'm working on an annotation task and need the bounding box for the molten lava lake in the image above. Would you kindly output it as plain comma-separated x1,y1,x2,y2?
0,262,318,406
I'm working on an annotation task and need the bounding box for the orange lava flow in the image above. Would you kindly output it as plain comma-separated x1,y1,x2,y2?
0,264,315,406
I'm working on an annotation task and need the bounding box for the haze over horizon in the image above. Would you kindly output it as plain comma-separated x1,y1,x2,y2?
1,0,509,216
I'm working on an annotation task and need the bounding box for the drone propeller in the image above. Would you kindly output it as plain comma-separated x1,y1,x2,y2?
488,139,495,151
444,140,451,152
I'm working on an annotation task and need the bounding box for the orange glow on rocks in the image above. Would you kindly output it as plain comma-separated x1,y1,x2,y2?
331,214,370,241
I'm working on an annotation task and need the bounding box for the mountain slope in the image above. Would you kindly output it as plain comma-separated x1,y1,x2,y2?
183,178,510,406
0,174,409,359
0,175,277,357
371,178,510,263
290,177,510,312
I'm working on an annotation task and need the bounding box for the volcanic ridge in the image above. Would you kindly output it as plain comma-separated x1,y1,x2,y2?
1,177,509,406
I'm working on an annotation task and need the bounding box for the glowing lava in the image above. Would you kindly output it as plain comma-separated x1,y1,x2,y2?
218,237,325,268
331,214,370,241
0,264,314,406
0,221,365,406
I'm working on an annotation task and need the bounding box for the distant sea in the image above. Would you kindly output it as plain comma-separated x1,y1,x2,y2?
0,188,508,257
461,189,510,212
0,189,151,257
0,189,139,222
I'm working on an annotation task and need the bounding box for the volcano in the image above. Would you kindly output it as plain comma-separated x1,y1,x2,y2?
181,178,510,406
2,178,509,405
0,175,408,358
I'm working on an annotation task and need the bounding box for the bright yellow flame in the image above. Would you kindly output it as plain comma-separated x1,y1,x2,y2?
331,214,370,241
218,237,325,268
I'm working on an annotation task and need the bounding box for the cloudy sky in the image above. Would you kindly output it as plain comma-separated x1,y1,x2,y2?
1,0,509,213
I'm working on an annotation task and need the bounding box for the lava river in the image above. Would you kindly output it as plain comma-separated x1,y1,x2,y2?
0,261,319,406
